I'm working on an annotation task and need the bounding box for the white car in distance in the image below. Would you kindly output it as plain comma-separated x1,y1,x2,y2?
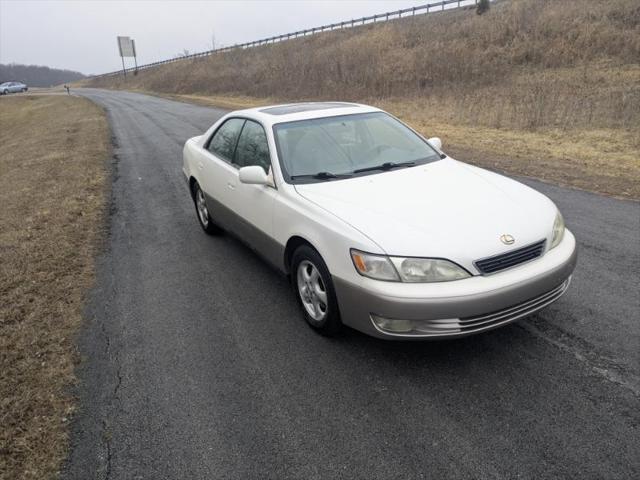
182,103,577,339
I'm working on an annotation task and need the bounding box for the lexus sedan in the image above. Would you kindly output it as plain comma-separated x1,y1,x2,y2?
0,82,28,94
182,102,577,339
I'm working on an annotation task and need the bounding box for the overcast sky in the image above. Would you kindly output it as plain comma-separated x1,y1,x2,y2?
0,0,453,75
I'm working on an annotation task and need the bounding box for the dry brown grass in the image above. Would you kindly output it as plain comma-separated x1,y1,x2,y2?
383,102,640,198
82,0,639,198
0,95,109,479
85,0,640,131
141,90,640,199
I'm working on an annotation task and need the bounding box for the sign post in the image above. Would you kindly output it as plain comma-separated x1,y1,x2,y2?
117,36,138,77
132,40,138,74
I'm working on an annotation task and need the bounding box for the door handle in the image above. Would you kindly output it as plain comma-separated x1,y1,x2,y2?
227,182,236,190
197,162,204,170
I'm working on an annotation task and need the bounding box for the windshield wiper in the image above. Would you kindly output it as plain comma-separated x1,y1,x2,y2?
290,171,352,181
353,161,416,174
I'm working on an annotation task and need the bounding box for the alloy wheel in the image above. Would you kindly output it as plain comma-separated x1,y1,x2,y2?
296,260,328,322
195,187,209,227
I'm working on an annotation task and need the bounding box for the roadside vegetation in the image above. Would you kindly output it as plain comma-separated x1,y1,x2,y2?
0,95,109,479
83,0,640,198
0,63,85,87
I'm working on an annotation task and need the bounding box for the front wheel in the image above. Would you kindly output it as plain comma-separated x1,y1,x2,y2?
1,90,7,95
291,245,342,335
192,181,223,235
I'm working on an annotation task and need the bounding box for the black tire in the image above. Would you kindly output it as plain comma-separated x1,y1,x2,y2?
291,245,342,336
2,90,7,95
192,181,223,235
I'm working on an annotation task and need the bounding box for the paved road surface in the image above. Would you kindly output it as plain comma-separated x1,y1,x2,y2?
64,89,640,479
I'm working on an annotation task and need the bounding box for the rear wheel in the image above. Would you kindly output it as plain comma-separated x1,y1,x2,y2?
291,245,342,335
192,181,223,235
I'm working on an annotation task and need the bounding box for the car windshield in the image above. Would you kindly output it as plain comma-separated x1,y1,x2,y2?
273,112,442,183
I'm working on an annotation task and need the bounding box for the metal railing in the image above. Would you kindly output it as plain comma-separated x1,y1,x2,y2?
94,0,481,78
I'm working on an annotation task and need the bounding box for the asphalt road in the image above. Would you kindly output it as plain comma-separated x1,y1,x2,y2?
64,89,639,479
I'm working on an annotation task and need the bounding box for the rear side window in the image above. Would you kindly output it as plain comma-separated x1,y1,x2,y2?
235,120,271,172
207,118,245,162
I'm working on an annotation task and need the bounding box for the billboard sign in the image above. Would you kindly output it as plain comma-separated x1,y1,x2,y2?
117,36,136,58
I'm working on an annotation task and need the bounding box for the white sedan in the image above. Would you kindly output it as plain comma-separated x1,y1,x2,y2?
0,81,28,94
182,103,577,339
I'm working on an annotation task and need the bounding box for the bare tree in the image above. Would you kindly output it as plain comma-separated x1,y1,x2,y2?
477,0,490,15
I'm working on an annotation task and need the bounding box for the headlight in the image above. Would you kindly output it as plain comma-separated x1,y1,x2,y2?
351,250,470,282
351,250,400,281
550,211,565,249
390,257,470,282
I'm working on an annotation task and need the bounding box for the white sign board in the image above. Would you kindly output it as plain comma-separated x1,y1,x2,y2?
117,36,136,57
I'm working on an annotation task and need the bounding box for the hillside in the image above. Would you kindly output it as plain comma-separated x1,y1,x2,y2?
1,63,85,87
84,0,640,198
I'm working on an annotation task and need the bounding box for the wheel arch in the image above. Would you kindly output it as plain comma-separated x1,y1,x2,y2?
284,236,321,275
188,176,198,199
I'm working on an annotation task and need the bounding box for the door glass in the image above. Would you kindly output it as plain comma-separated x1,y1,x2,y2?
207,118,245,162
234,120,271,172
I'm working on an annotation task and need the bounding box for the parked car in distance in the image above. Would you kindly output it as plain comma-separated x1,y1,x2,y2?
182,102,577,339
0,82,28,94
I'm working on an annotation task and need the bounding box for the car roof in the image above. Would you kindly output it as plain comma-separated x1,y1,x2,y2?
230,102,382,126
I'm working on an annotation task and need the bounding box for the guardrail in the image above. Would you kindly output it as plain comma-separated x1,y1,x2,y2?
94,0,482,78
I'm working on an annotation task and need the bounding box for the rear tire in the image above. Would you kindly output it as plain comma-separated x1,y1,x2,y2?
291,245,342,336
192,181,223,235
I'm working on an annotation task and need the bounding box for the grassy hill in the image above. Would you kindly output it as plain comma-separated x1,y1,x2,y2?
83,0,640,198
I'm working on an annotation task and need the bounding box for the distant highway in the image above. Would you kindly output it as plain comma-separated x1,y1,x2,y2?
64,89,639,479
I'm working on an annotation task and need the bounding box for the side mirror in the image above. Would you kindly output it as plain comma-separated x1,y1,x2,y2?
238,165,268,185
428,137,442,151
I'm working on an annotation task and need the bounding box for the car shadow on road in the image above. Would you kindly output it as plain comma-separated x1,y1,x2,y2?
214,230,551,369
333,320,543,364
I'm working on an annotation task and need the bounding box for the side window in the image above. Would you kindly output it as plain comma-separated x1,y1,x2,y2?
234,120,271,172
207,118,245,162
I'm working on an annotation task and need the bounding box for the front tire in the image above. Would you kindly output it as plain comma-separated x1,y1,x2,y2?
291,245,342,335
192,181,223,235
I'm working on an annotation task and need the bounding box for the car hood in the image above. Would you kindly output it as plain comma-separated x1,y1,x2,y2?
294,158,557,272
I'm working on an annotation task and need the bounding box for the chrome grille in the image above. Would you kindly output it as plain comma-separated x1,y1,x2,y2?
475,240,546,274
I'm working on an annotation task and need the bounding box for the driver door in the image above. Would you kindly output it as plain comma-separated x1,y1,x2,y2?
199,117,245,232
229,120,279,265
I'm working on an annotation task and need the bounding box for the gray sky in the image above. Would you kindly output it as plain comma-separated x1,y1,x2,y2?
0,0,450,75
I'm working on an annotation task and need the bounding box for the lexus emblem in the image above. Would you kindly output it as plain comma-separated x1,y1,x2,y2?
500,234,515,245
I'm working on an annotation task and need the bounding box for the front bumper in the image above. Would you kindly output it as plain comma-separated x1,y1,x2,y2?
333,230,578,339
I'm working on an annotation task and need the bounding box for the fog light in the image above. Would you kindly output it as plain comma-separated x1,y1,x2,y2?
371,314,413,333
371,314,463,335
